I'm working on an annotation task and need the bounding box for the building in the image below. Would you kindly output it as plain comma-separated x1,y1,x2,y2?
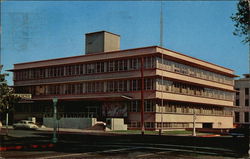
234,74,250,126
9,31,236,130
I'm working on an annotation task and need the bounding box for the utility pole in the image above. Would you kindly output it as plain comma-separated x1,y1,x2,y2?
159,0,164,136
160,0,164,47
6,105,9,136
248,29,250,74
248,0,250,74
52,97,58,143
247,1,250,157
141,57,145,136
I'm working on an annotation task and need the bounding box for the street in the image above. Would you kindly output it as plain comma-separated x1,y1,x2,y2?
0,128,249,158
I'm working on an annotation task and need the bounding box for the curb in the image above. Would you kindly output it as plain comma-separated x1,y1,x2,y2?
0,143,55,151
198,134,221,137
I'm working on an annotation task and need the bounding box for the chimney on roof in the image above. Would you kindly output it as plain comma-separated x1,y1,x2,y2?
85,31,120,54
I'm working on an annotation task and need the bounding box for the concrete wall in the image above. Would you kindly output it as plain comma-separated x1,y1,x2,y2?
104,32,120,52
43,117,97,129
85,32,104,54
106,118,127,130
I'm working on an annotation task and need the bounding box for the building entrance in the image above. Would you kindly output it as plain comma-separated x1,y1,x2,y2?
202,123,213,128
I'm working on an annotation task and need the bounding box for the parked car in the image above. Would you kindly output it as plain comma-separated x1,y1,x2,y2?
229,125,249,137
13,120,39,130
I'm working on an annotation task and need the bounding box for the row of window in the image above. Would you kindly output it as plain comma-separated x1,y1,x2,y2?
236,88,249,96
128,122,190,129
14,56,233,88
157,57,233,85
129,100,155,112
234,112,250,123
15,77,233,101
128,100,232,116
235,99,249,107
14,56,156,81
157,79,234,101
15,78,155,95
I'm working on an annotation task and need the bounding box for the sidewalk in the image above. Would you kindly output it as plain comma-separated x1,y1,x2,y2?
0,126,221,137
38,127,107,134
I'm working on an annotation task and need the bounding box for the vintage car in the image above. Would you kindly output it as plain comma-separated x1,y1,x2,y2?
13,120,39,130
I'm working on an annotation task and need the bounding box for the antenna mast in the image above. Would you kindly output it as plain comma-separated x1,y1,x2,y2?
160,0,164,47
248,29,250,74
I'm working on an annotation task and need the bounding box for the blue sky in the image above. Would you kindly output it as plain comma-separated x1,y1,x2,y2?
1,1,248,84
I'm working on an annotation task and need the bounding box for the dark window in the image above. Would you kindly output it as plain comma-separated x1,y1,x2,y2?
245,112,249,122
236,88,240,96
235,112,240,122
245,88,249,95
246,99,249,106
236,99,240,106
202,123,213,128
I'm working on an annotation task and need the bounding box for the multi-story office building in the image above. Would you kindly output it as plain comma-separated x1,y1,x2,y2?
9,31,236,130
234,74,250,126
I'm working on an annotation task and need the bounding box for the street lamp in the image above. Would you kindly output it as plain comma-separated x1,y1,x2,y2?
52,97,58,143
140,57,145,135
192,108,197,136
6,105,9,136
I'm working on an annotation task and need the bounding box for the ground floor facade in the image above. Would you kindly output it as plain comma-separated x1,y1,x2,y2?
13,99,233,130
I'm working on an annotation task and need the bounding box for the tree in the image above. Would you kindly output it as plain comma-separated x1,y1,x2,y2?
0,68,21,123
231,0,249,43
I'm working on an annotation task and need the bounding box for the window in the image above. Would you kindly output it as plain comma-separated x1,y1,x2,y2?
114,81,118,92
39,69,45,78
86,63,95,74
145,122,155,129
245,112,249,122
118,80,124,92
235,112,240,122
132,80,136,91
145,78,154,90
236,88,240,96
236,99,240,106
107,81,114,92
245,88,249,95
245,99,249,106
174,64,180,73
96,62,101,73
118,60,124,71
129,121,140,128
80,64,84,74
130,58,139,70
108,61,115,72
60,67,64,76
130,101,140,112
75,65,80,75
144,100,154,112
